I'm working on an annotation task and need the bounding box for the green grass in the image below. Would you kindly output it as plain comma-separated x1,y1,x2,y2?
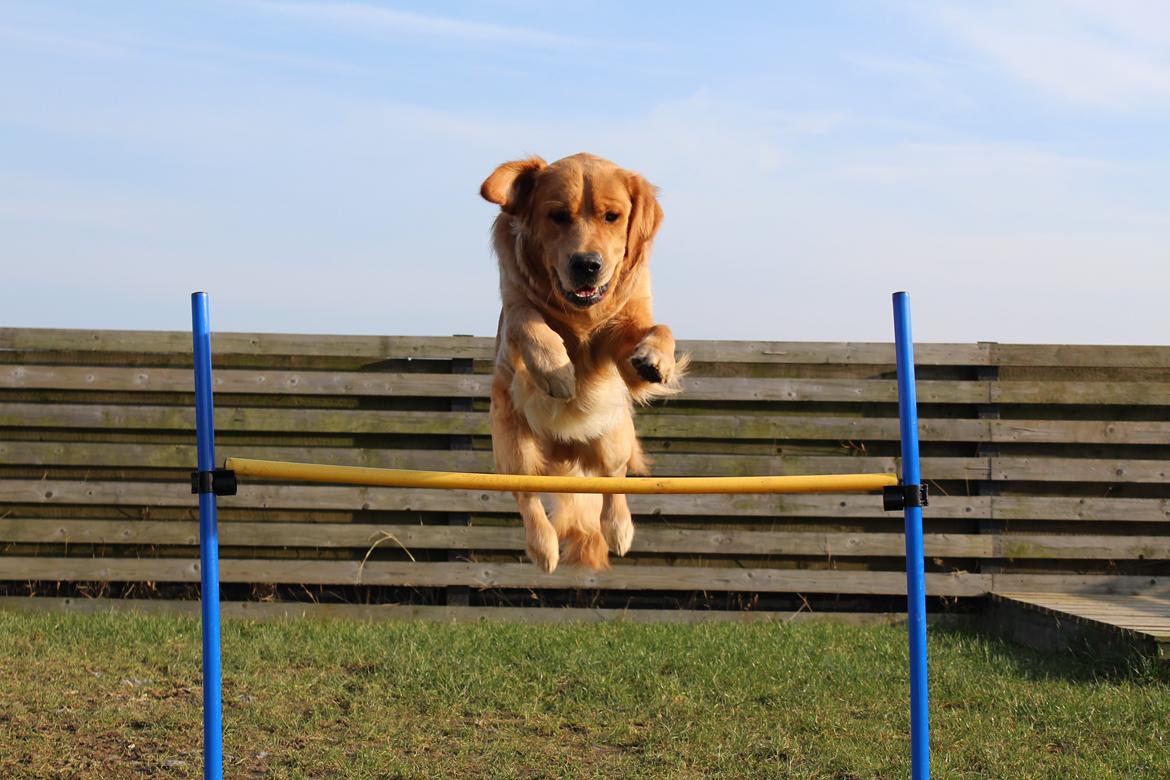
0,611,1167,779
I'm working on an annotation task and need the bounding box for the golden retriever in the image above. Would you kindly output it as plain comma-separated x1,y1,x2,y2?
480,152,687,573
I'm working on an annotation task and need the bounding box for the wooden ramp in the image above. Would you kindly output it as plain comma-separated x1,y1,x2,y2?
989,592,1170,663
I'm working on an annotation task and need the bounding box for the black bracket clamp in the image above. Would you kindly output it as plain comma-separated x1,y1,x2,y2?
191,468,238,496
883,483,928,512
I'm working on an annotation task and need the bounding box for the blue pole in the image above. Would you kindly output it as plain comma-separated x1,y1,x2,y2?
893,291,929,779
191,292,223,780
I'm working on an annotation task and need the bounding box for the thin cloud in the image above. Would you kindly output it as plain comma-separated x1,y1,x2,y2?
0,23,134,61
922,1,1170,108
254,1,594,49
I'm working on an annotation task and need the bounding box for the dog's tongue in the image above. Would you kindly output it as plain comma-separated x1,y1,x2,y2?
574,287,597,298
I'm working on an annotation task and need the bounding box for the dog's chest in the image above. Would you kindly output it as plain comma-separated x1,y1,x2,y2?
513,361,631,443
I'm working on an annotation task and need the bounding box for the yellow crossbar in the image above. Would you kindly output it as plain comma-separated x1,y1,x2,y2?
224,457,899,495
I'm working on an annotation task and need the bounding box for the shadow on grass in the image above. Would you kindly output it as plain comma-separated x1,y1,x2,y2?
930,621,1169,685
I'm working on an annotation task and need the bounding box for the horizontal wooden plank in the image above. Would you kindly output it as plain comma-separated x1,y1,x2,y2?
0,365,491,397
11,403,1170,446
0,479,987,519
0,329,498,360
0,557,1163,596
0,440,991,481
3,518,1166,560
13,364,1170,405
0,556,974,594
0,596,953,625
991,344,1170,368
680,377,986,403
8,329,1170,369
2,365,993,403
0,441,491,474
992,497,1170,523
2,328,996,366
11,479,1170,522
987,419,1170,446
992,381,1170,405
17,439,1170,485
0,403,488,436
678,341,989,366
993,458,1170,483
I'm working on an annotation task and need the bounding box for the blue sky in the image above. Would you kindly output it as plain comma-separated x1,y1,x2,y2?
2,1,1168,343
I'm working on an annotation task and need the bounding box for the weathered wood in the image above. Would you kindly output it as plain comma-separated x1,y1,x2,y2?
1,328,994,366
0,555,971,593
992,458,1170,483
15,441,1170,484
0,329,497,360
987,419,1170,446
0,479,986,519
10,479,1168,524
0,441,493,474
0,439,990,481
14,402,1170,446
0,403,488,436
0,365,491,397
16,365,1170,405
988,593,1170,663
992,496,1170,523
677,341,989,366
0,596,955,626
9,329,1170,368
0,556,1163,596
2,365,991,403
2,518,1166,560
4,326,1170,614
992,381,1170,405
990,344,1170,368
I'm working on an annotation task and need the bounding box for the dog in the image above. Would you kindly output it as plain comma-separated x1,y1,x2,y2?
480,152,687,573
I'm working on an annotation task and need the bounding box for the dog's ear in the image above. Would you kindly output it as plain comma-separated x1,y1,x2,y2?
480,156,547,215
625,172,664,268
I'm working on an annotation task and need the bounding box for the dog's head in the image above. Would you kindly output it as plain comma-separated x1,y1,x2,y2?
481,153,663,312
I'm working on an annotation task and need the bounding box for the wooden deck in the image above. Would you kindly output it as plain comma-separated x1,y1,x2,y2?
988,592,1170,663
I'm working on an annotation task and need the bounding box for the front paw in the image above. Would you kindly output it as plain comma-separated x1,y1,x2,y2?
631,342,674,384
531,361,576,400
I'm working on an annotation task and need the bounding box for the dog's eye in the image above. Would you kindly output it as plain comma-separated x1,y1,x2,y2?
604,211,621,223
549,210,571,225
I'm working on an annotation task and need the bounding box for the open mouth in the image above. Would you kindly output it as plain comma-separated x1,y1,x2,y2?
562,283,609,308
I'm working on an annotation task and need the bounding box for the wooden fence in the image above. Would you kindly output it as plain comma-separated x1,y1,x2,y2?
1,328,1168,619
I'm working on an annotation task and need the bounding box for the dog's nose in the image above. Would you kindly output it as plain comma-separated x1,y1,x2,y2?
569,252,603,278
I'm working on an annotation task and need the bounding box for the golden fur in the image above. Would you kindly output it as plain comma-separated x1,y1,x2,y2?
480,152,688,572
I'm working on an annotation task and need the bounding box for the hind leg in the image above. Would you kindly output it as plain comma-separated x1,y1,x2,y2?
554,491,608,570
584,415,641,558
491,379,559,572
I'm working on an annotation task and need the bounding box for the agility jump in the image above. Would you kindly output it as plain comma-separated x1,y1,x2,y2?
224,457,899,495
189,291,931,780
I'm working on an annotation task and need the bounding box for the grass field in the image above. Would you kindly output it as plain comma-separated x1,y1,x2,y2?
0,611,1166,779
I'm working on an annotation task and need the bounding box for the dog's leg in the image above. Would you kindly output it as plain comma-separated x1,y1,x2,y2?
504,305,576,399
515,492,559,573
600,485,634,558
590,417,641,558
608,298,688,394
630,323,683,387
553,492,609,570
491,378,559,572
